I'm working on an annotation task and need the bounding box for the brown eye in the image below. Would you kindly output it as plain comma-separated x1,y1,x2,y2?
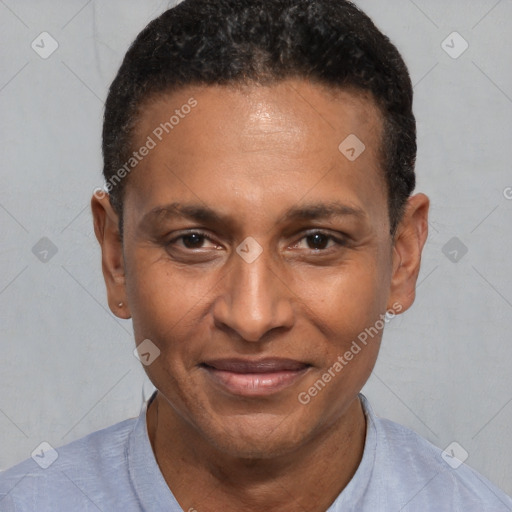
291,231,348,253
305,233,330,250
166,231,219,251
181,233,206,249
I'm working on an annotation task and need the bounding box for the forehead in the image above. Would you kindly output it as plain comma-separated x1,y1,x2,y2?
135,80,383,153
124,80,387,230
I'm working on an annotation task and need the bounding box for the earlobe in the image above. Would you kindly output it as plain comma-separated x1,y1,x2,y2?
91,193,131,319
387,193,429,313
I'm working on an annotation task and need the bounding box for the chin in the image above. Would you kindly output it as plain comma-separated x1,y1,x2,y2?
198,412,313,460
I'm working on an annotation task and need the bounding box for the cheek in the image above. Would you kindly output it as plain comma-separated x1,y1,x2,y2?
125,253,210,353
296,267,386,418
125,256,213,406
315,257,391,388
297,256,389,341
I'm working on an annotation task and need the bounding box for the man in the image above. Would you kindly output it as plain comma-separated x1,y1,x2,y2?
1,0,511,510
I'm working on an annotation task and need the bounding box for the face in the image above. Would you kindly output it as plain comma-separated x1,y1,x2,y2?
93,79,428,458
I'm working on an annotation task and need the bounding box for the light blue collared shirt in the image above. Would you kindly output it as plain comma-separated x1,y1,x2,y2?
1,393,511,511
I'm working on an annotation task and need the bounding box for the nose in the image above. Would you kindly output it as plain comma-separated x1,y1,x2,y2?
212,245,295,342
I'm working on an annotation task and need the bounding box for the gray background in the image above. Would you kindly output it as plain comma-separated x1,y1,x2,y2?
1,0,511,496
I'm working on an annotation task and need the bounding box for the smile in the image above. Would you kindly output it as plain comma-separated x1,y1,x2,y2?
200,358,311,397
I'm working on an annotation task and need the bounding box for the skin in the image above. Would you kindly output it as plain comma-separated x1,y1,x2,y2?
92,79,429,512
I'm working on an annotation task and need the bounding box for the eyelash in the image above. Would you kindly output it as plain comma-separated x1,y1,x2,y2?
166,230,348,253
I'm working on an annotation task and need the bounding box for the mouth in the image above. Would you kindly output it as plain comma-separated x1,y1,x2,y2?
200,358,311,397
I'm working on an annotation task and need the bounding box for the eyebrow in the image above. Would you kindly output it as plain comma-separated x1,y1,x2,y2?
139,200,366,231
278,201,366,223
139,202,229,231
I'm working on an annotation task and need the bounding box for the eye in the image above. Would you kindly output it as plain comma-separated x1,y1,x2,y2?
168,231,219,250
291,231,346,251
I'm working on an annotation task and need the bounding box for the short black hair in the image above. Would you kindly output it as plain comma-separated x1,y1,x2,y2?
102,0,416,236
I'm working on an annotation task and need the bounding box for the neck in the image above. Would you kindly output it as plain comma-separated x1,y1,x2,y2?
146,394,366,512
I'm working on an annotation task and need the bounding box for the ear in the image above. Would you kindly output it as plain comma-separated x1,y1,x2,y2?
387,193,429,314
91,191,131,319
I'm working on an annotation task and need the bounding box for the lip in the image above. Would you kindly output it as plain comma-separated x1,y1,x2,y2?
201,358,311,397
